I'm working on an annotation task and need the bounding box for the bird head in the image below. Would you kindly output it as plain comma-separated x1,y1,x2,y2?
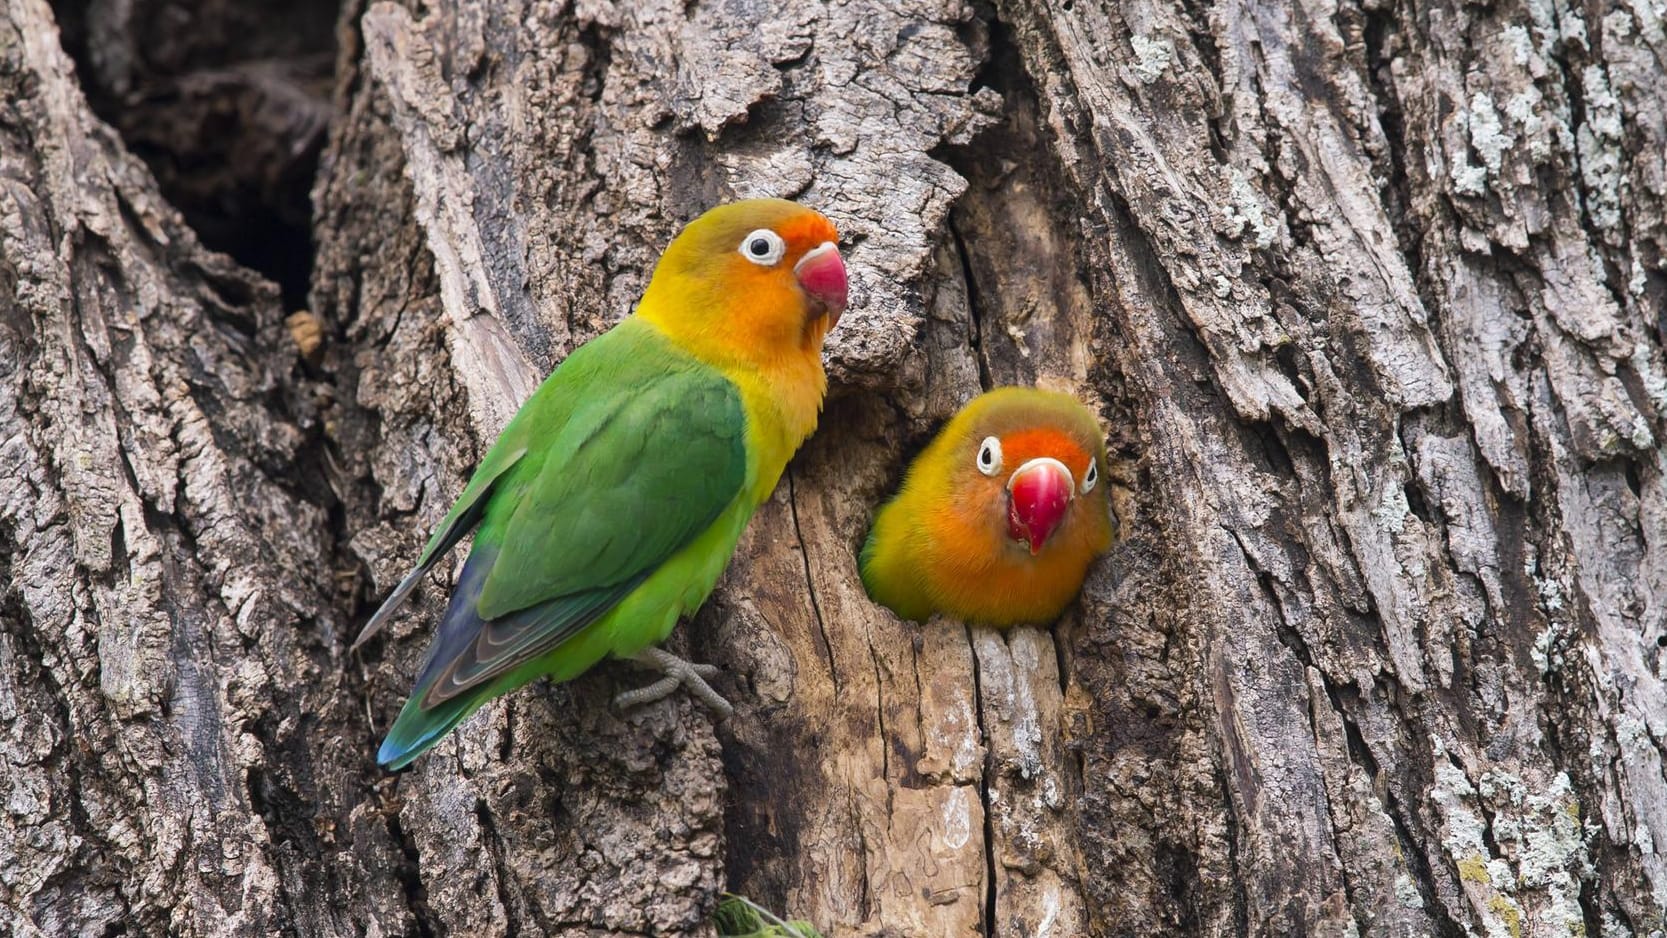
639,198,847,359
955,390,1113,557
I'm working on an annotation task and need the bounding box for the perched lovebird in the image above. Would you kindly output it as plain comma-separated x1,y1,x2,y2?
355,199,847,769
860,388,1113,626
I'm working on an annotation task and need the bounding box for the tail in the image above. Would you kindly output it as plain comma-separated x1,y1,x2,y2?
373,546,633,769
351,565,430,653
374,548,503,769
377,686,486,770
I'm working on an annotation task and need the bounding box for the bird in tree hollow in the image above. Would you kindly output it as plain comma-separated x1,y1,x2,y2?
860,388,1114,627
355,199,848,770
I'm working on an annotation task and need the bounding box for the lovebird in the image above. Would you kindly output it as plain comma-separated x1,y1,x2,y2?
355,199,847,769
859,388,1113,626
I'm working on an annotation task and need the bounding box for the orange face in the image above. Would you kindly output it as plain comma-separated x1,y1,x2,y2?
640,199,846,361
963,426,1102,556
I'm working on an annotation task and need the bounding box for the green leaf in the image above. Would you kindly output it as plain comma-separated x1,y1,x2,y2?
713,894,824,938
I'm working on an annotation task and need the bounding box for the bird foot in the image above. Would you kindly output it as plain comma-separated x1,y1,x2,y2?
614,647,734,718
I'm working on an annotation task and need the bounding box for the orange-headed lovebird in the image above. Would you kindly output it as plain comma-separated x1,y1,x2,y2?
355,199,847,769
859,388,1114,626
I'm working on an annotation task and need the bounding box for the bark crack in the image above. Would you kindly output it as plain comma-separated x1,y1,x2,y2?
869,638,889,782
1536,8,1633,314
386,806,439,938
1359,3,1429,316
965,623,999,938
474,797,520,938
1226,524,1467,935
1215,756,1251,934
784,468,838,693
949,219,994,394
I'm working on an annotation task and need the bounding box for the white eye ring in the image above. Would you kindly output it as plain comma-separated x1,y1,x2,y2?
976,436,1002,477
1081,458,1098,494
738,229,786,266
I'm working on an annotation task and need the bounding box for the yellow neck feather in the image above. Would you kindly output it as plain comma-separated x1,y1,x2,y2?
637,278,829,502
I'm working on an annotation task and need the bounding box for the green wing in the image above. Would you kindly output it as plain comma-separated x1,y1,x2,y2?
475,363,746,618
394,321,748,709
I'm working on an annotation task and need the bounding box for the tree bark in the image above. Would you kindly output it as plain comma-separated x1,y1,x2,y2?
0,0,405,934
5,0,1667,935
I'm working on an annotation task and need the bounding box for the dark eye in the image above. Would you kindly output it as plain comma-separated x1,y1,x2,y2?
738,228,786,266
1082,458,1098,493
976,436,1002,476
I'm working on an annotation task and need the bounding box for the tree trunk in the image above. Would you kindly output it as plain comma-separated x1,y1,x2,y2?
5,0,1666,933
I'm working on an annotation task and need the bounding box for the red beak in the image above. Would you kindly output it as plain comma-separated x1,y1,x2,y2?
1007,458,1074,555
794,241,847,329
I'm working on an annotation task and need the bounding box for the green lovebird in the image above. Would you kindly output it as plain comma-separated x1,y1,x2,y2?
355,199,848,769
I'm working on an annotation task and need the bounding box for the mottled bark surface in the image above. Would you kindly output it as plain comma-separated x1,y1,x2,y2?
4,0,1667,934
1,0,403,934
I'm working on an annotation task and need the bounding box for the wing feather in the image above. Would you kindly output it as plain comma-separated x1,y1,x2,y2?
392,321,747,711
350,444,527,650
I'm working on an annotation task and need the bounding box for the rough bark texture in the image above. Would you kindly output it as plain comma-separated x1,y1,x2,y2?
5,0,1667,934
0,1,404,934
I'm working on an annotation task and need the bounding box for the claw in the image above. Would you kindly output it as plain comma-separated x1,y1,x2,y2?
613,647,734,717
